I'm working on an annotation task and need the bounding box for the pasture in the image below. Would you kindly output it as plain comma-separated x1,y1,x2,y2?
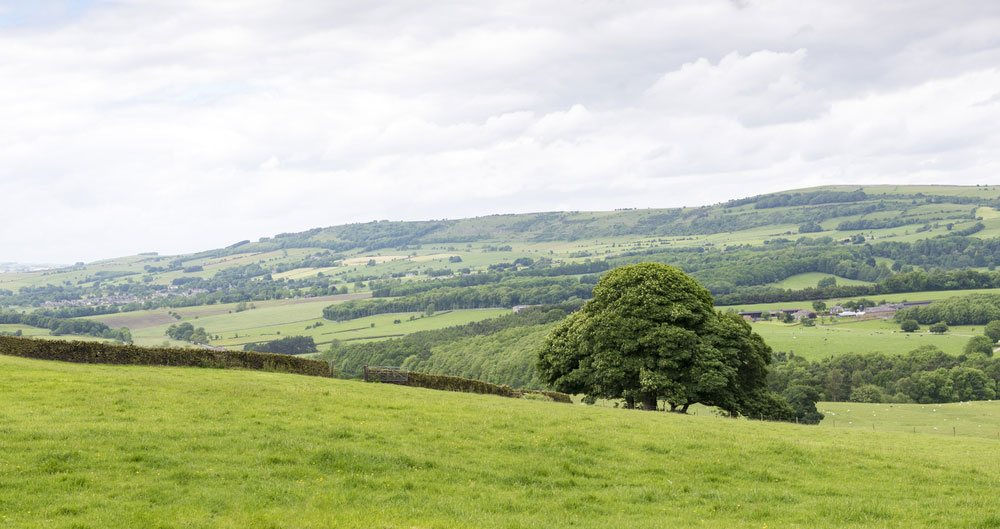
750,319,981,361
819,400,1000,441
768,273,872,290
3,354,1000,528
97,298,511,349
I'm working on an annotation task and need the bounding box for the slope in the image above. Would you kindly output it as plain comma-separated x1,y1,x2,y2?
3,354,1000,528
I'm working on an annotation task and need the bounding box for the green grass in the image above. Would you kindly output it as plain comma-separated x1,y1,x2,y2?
721,287,1000,312
5,354,1000,527
818,401,1000,440
99,300,510,349
768,273,872,290
750,319,981,361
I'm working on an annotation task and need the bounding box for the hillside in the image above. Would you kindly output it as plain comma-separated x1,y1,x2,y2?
4,354,1000,528
7,184,1000,369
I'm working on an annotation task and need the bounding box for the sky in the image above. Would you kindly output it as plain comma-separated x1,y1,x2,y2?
2,0,1000,264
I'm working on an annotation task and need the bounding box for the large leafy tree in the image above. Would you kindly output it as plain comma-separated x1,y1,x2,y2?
537,262,786,417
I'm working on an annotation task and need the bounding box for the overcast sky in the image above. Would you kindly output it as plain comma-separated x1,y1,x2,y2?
3,0,1000,263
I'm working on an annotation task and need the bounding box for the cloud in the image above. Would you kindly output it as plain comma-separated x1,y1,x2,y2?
2,0,1000,262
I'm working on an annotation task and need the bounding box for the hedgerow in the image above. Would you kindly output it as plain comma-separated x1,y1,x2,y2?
0,336,332,377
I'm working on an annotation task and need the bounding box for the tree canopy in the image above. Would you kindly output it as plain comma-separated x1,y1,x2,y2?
536,263,789,418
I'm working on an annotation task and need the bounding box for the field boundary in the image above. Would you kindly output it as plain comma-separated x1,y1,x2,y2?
0,336,333,377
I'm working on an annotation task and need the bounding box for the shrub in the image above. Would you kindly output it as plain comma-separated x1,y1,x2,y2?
849,384,886,403
929,322,949,334
0,336,332,377
900,320,919,333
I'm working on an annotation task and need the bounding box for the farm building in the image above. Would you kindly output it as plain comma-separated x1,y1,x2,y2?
791,310,816,321
738,309,803,321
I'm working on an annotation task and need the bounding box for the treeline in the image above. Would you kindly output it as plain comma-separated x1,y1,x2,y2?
371,262,609,299
716,269,1000,306
0,311,131,342
322,303,578,384
769,346,1000,404
0,336,331,378
323,280,592,321
754,190,868,209
895,294,1000,325
244,336,318,355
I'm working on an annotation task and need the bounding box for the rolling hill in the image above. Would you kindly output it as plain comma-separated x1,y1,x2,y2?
7,184,1000,389
3,354,1000,528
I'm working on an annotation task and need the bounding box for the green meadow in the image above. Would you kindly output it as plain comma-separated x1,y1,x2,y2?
4,354,1000,528
721,287,1000,312
768,273,872,290
90,299,510,349
818,400,1000,440
750,319,981,361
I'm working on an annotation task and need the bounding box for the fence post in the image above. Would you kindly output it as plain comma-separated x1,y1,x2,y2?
953,426,956,437
363,366,368,382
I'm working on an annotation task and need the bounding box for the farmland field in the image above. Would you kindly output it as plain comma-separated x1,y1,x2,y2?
750,319,982,360
4,353,1000,528
818,401,1000,440
98,299,511,349
720,287,1000,312
768,273,873,290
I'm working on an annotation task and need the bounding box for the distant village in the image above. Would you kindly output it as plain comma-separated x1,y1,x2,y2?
738,300,933,322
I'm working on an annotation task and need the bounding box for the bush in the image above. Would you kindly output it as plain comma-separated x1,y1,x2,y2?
929,322,949,334
0,336,332,377
900,320,920,333
849,384,886,403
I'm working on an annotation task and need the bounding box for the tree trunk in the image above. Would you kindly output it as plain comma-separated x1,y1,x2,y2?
641,394,658,411
680,403,690,414
625,396,635,409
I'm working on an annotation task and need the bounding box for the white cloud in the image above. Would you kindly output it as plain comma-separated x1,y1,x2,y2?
2,0,1000,263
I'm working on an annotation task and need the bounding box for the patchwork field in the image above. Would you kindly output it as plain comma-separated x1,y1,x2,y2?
3,354,1000,528
91,298,511,349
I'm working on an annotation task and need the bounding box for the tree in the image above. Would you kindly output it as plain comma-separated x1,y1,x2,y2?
812,300,827,313
781,385,825,424
900,319,919,333
849,384,885,403
965,335,994,357
929,322,949,334
985,320,1000,343
798,221,822,233
536,263,788,418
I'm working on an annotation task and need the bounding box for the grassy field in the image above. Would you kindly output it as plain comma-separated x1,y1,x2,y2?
4,354,1000,528
769,273,873,290
96,299,511,349
720,287,1000,312
818,401,1000,440
750,319,981,361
